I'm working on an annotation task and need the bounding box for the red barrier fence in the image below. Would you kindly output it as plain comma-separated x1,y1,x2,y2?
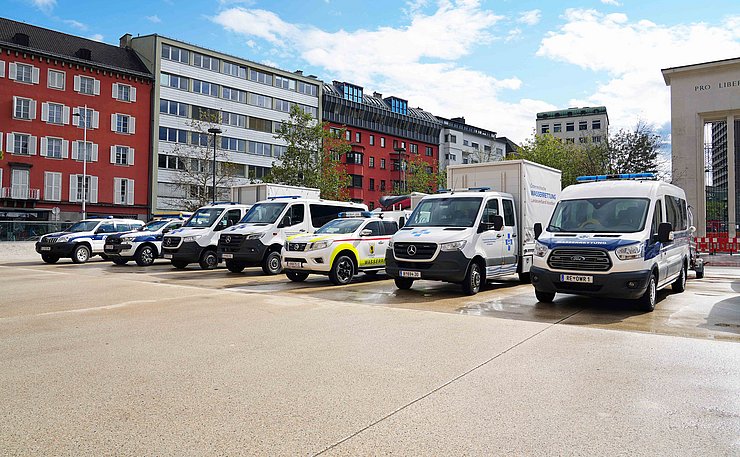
696,237,740,254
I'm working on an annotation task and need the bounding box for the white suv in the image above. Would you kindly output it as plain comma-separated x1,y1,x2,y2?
35,218,144,264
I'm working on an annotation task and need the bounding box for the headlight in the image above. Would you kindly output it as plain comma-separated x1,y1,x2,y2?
309,240,331,250
440,240,466,251
245,233,262,240
183,235,201,242
534,241,549,258
616,243,644,260
120,237,135,243
57,235,70,242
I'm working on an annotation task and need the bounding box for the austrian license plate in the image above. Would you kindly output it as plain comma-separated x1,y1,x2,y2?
163,254,172,259
560,274,593,283
105,245,113,250
40,246,51,251
222,253,233,259
400,270,421,278
286,261,302,269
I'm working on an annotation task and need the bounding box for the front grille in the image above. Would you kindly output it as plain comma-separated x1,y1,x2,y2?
106,236,122,245
45,237,59,243
162,236,181,248
287,242,307,252
394,242,437,260
219,234,244,248
548,248,612,272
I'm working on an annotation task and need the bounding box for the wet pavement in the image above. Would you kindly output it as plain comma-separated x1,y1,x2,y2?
1,252,739,455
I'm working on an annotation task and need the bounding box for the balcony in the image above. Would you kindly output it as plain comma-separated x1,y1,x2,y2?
1,187,41,200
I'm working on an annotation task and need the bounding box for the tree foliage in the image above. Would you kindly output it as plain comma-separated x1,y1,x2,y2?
394,155,438,194
268,105,350,201
606,120,661,175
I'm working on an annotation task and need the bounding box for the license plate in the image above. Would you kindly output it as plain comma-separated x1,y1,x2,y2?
105,245,113,250
400,270,421,278
222,253,233,259
40,246,51,251
286,261,302,269
163,254,172,259
560,274,593,283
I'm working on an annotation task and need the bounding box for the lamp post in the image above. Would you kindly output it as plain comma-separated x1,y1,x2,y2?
208,127,222,204
72,104,88,219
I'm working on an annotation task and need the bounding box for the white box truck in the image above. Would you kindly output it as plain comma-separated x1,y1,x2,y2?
385,160,561,294
231,183,320,205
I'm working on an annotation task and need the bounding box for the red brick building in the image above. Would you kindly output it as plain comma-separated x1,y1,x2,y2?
323,82,441,209
0,18,153,223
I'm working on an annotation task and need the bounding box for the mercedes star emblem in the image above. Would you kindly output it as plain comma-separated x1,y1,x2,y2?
225,236,231,244
407,245,417,256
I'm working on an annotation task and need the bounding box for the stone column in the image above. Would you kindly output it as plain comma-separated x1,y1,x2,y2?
727,115,736,238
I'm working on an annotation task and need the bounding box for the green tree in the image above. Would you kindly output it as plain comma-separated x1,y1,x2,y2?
268,105,350,200
395,155,438,194
606,120,661,175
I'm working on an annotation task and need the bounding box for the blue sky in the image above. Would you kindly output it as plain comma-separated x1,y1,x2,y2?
5,0,740,145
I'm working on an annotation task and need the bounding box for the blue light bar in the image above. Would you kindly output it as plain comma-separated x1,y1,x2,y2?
576,173,657,183
268,195,302,199
436,188,451,193
338,211,374,218
468,186,491,192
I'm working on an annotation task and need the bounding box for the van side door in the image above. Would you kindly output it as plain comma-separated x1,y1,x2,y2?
479,198,504,273
280,203,307,237
648,199,668,282
501,198,518,271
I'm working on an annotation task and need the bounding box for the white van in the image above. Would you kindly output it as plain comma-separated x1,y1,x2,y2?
161,203,251,269
217,197,367,274
530,174,693,311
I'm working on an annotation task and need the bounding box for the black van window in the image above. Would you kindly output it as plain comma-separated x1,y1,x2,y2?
651,200,663,238
666,196,687,230
287,204,305,226
482,199,499,224
502,199,515,226
382,221,399,235
364,221,382,236
309,204,361,228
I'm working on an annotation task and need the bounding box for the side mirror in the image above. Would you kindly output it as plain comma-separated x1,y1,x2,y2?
534,222,543,240
493,215,504,231
360,229,373,237
658,222,672,243
162,227,172,234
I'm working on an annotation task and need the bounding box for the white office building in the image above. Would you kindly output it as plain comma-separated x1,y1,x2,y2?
123,34,322,212
535,106,609,145
437,116,504,170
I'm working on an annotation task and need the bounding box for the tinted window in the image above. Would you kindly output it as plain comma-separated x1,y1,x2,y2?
502,199,515,226
98,223,117,233
482,199,499,224
184,208,222,227
142,220,169,231
548,198,649,233
364,221,382,236
67,221,99,232
315,219,363,234
651,200,663,239
287,204,305,226
310,204,362,228
218,209,242,229
665,195,687,230
241,203,288,224
382,221,399,235
406,197,482,228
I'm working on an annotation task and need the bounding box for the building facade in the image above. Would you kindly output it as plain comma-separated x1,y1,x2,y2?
126,34,322,213
0,18,152,224
662,57,740,238
437,116,503,170
322,82,441,209
535,106,609,145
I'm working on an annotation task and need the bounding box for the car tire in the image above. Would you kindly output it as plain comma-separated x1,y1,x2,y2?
462,261,483,295
41,254,59,264
72,244,91,264
199,250,218,270
672,264,687,293
637,273,657,312
226,260,246,273
329,255,355,285
518,272,531,283
172,260,188,270
135,245,157,267
535,290,555,303
261,250,282,275
112,258,128,266
394,278,414,290
286,271,309,282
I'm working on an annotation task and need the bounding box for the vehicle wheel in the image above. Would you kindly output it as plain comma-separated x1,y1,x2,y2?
462,261,483,295
329,255,355,285
226,259,246,273
672,264,687,293
41,254,59,264
394,278,414,290
261,250,282,275
199,250,218,270
112,258,128,266
637,273,657,312
286,271,309,282
135,245,156,267
535,290,555,303
172,260,188,270
518,272,531,283
72,244,91,264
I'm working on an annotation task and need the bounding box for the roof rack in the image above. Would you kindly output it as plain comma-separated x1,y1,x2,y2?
267,195,302,200
576,173,657,183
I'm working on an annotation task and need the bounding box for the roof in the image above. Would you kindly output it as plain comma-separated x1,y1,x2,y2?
0,17,151,77
323,82,439,123
536,106,608,120
661,56,740,85
561,179,682,199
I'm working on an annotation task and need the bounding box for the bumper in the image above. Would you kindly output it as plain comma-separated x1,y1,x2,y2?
530,266,652,299
104,243,135,257
384,248,469,283
162,241,203,263
218,239,267,265
35,241,75,257
282,252,332,273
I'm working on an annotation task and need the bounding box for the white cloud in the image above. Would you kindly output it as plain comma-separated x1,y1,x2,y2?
505,28,522,42
537,9,740,132
63,19,87,31
88,34,104,42
600,0,622,5
518,9,541,26
30,0,55,12
146,15,162,23
211,1,547,141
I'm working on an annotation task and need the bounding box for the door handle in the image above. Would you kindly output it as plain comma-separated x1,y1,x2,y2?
378,241,384,245
496,234,503,238
512,234,517,238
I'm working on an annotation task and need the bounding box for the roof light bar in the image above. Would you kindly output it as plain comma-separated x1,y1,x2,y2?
576,173,657,183
268,195,302,200
338,211,375,218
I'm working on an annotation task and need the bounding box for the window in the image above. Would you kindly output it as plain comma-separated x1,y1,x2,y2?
250,165,270,180
160,73,189,90
482,199,500,224
541,124,549,134
161,44,189,63
341,84,363,103
248,68,272,85
114,178,135,205
553,123,562,133
192,53,219,71
274,75,296,91
74,107,96,129
223,61,247,78
368,156,375,168
380,180,386,191
426,146,433,156
13,133,31,155
388,97,407,114
160,99,188,117
666,196,688,231
409,144,418,154
503,199,515,226
192,79,219,97
44,172,62,201
284,204,304,226
248,117,273,133
13,63,34,83
308,204,362,228
345,130,351,141
579,121,588,131
346,152,363,165
114,114,134,134
78,76,96,95
299,104,318,118
380,158,386,169
592,120,601,130
273,145,287,158
192,106,220,122
158,154,186,170
593,136,601,143
45,103,64,124
380,137,386,148
566,138,574,144
364,221,382,236
11,169,30,199
329,128,341,138
369,178,375,191
450,134,457,143
222,111,246,128
369,135,375,146
13,97,33,120
221,86,246,104
114,83,134,102
159,127,188,143
73,141,96,162
70,174,96,203
651,200,663,238
248,141,272,156
191,132,210,147
349,174,362,188
112,146,133,165
221,136,246,153
273,99,292,112
248,93,271,108
44,137,63,159
355,132,361,143
566,122,574,132
579,137,587,144
48,70,65,89
297,81,317,96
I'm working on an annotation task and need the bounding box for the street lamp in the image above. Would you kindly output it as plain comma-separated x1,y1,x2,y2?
72,104,89,219
208,127,222,204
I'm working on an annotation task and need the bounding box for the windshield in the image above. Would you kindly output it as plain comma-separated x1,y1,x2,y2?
141,220,169,231
316,219,363,234
240,203,288,224
548,198,650,233
183,208,222,228
406,197,483,228
66,221,99,232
